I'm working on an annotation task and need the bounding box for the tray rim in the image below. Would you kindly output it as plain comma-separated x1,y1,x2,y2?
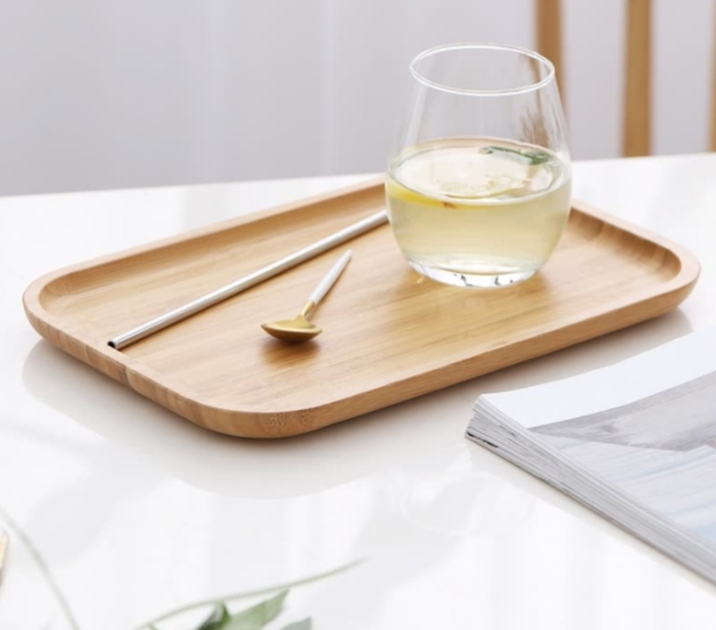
23,178,701,438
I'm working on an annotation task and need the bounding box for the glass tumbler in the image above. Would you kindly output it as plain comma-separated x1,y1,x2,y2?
386,43,571,288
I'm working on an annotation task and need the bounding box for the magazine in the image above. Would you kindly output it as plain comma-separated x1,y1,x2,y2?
466,328,716,584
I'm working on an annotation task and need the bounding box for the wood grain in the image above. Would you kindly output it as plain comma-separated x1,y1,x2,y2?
535,0,564,98
23,179,699,438
623,0,652,156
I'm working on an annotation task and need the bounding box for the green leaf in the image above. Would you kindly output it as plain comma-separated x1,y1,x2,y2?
134,561,361,630
481,145,552,165
222,590,289,630
196,602,230,630
522,150,552,165
280,619,312,630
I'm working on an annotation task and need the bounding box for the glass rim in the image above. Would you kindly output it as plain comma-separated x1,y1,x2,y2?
410,43,556,96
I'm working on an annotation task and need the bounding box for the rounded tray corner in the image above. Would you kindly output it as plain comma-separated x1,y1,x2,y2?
184,398,326,439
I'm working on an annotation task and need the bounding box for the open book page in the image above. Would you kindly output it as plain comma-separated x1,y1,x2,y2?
482,328,716,429
476,328,716,552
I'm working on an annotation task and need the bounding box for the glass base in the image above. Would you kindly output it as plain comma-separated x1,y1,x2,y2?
409,261,536,288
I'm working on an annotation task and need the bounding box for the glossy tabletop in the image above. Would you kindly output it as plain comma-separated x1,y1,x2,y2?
2,154,716,629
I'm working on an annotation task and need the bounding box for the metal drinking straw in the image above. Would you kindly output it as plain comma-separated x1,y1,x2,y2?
108,209,388,350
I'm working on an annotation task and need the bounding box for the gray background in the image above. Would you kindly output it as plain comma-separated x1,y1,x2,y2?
1,0,713,196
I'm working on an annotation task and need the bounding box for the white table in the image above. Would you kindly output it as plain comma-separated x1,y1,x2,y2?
2,155,716,629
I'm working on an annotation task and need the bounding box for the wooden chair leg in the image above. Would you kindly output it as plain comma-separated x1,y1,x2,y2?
710,3,716,151
623,0,652,157
535,0,564,98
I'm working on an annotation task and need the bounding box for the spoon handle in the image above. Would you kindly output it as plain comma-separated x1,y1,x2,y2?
307,250,352,309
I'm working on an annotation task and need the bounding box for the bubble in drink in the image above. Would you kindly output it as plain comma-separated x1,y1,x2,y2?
385,138,572,287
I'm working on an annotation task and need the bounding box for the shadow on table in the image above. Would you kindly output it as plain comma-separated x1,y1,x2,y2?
22,309,693,499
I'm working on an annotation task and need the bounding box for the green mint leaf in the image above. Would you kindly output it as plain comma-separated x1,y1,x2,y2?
196,602,230,629
223,590,289,630
280,619,312,630
523,150,552,164
481,145,551,165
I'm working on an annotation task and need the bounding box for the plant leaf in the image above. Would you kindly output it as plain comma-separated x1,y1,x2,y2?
196,602,230,630
280,618,312,630
222,590,289,630
481,145,552,165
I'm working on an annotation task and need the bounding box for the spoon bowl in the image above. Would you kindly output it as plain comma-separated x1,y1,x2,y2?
261,315,322,342
260,250,352,344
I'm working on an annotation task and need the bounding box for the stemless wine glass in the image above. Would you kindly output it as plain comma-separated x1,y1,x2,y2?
386,43,571,288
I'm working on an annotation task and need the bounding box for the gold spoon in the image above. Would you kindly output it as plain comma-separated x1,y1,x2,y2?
261,250,352,342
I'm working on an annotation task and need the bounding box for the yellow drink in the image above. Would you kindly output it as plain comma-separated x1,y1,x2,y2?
386,138,571,287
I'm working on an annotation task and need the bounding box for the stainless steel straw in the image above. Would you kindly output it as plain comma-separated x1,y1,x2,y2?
108,209,388,350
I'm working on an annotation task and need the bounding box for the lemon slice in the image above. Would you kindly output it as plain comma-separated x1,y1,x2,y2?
386,177,449,209
437,175,525,199
386,174,525,209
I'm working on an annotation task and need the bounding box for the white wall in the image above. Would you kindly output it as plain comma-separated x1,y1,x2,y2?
0,0,714,196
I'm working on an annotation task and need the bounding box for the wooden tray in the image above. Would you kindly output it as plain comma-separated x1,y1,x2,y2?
23,179,700,438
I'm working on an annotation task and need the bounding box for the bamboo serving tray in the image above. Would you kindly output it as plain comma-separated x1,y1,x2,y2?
23,178,699,438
